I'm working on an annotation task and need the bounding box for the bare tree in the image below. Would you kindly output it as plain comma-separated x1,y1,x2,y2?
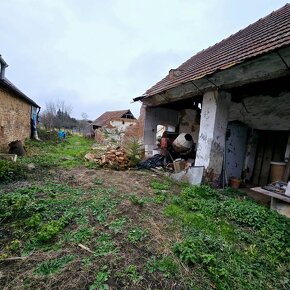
81,112,88,121
41,100,76,130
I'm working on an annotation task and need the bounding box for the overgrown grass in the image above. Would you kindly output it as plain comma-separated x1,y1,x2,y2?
0,159,27,183
0,134,94,184
21,134,94,169
34,254,76,275
1,136,290,289
165,185,290,289
0,180,124,253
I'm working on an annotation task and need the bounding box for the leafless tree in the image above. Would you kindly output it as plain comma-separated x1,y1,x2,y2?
41,100,76,130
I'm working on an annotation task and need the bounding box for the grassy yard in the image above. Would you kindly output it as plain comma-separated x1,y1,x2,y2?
0,134,290,289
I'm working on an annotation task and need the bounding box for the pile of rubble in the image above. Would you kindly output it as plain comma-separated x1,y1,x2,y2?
85,147,130,170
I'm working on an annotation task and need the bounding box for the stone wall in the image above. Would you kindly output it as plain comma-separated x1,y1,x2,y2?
0,87,31,152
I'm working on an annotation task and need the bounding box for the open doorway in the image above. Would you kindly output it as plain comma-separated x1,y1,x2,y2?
252,130,289,185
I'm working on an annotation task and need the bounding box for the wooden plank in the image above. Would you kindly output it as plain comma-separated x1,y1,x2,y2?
259,135,273,185
251,187,290,203
283,159,290,182
252,133,264,185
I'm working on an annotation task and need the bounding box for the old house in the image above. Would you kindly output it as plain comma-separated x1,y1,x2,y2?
135,4,290,186
92,109,137,132
0,55,40,152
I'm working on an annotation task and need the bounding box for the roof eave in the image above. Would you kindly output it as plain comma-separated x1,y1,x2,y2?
0,78,40,108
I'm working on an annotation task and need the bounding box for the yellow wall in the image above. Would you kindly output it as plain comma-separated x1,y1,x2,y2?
0,87,31,152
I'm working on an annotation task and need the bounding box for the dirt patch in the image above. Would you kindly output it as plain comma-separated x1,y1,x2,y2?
0,167,192,290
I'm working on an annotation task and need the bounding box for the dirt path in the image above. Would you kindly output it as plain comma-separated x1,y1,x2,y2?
0,167,192,290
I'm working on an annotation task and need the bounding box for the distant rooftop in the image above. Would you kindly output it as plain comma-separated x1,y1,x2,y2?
93,109,136,127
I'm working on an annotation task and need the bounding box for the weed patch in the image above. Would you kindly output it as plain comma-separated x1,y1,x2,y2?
89,266,110,290
146,255,179,277
20,135,94,170
166,185,290,289
150,180,170,191
129,194,147,206
34,254,75,275
0,159,27,183
94,233,119,257
108,217,127,234
127,227,149,244
123,264,143,284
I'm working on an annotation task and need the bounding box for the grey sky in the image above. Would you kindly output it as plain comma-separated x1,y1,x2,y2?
0,0,288,120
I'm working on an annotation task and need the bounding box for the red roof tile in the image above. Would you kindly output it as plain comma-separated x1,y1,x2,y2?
93,109,135,127
144,4,290,98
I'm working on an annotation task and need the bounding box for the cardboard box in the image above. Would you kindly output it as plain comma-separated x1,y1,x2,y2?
173,159,186,173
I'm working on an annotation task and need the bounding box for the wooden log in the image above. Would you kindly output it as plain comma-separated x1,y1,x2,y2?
106,154,116,160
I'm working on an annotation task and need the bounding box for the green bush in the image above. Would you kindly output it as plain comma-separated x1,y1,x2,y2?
37,128,58,141
0,159,27,183
124,137,142,167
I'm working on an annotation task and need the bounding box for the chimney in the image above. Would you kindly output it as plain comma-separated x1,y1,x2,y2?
169,68,183,79
0,55,8,79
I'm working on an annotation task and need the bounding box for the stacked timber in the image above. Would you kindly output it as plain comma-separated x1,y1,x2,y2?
99,148,129,170
85,147,130,170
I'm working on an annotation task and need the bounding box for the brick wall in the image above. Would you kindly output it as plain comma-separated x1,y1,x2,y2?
0,87,31,152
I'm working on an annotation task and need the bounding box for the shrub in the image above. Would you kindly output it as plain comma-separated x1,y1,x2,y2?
0,159,27,183
124,137,142,167
37,128,58,141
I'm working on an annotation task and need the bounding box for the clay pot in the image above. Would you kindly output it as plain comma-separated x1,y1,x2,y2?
230,178,241,189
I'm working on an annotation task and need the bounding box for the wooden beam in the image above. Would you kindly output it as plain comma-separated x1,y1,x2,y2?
142,46,290,107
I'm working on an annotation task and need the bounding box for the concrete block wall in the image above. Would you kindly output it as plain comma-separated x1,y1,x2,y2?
0,88,31,152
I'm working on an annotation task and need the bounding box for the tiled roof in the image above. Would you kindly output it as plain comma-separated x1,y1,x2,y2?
93,109,135,127
0,77,40,108
144,4,290,98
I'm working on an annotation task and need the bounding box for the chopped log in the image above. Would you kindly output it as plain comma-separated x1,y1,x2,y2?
85,153,97,162
92,146,130,170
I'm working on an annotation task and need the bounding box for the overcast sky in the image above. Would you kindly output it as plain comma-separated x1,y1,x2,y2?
0,0,288,120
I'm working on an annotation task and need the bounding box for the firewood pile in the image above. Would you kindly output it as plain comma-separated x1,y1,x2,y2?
85,147,130,170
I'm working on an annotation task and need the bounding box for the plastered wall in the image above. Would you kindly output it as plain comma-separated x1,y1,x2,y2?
0,88,31,152
195,90,231,178
110,119,137,132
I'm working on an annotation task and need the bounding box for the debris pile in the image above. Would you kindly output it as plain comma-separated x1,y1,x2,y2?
85,147,130,170
137,154,165,170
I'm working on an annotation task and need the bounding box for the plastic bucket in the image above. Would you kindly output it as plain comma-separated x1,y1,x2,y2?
270,161,286,182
